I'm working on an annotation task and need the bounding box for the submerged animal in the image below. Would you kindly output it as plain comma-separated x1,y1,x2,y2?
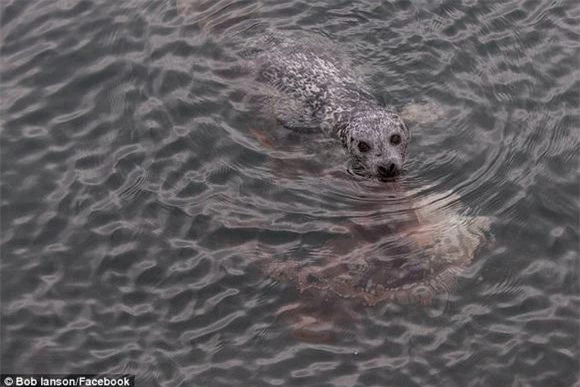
247,33,410,180
253,191,492,341
256,190,491,303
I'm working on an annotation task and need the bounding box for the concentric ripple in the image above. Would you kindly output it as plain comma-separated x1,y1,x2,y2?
1,0,578,386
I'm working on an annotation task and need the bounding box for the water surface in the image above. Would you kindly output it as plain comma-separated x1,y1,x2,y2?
1,0,579,386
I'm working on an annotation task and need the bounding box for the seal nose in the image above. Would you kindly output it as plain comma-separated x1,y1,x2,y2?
378,162,399,178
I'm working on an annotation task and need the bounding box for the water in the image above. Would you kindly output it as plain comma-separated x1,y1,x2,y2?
1,0,579,386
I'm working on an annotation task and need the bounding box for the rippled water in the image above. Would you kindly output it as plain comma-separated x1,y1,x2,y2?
1,0,579,386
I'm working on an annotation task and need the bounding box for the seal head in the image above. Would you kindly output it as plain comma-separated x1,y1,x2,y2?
342,109,409,180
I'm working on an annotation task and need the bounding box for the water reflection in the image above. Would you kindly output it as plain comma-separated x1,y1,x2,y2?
1,0,578,385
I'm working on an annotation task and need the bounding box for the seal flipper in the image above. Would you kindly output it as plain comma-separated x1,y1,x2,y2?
274,97,321,133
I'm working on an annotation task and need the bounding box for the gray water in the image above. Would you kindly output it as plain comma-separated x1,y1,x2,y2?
1,0,579,386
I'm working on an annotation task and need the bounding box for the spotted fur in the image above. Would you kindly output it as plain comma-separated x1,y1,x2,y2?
251,34,410,179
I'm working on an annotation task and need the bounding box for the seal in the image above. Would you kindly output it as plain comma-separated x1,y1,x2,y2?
251,34,410,179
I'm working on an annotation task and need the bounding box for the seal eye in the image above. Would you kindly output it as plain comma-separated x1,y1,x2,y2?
390,134,401,145
358,141,370,153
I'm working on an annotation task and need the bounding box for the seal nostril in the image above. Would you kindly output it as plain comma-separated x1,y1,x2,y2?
378,163,399,178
